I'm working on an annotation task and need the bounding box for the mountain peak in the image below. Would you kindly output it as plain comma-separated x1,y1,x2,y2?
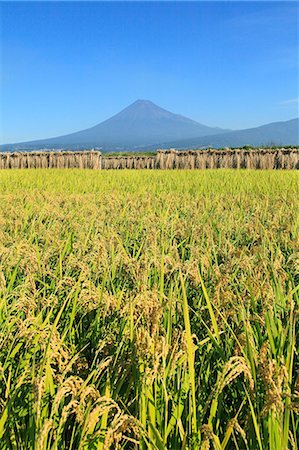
133,99,154,105
112,99,175,121
2,100,230,149
125,99,165,112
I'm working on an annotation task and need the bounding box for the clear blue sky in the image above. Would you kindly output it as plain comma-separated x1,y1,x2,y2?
0,1,298,144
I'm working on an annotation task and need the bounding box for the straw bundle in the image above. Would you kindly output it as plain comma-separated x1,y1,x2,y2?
0,151,101,170
1,148,298,170
155,148,299,170
101,155,156,170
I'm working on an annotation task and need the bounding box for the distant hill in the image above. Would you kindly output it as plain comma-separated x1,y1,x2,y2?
1,101,297,151
1,100,229,151
156,118,299,150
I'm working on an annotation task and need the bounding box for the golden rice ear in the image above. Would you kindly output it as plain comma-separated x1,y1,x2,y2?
216,356,254,395
0,168,297,449
36,419,54,450
103,414,142,450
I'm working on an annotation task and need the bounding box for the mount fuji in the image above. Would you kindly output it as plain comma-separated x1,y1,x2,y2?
2,100,229,151
2,100,297,151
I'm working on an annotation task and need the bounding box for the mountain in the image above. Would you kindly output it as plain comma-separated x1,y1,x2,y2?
156,118,299,149
1,100,229,151
2,101,297,151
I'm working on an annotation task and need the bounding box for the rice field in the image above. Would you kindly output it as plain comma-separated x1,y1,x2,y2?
0,169,298,450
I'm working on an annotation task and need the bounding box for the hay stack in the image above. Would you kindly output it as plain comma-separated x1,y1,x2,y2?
1,148,298,170
155,150,164,169
289,149,299,169
156,149,176,169
101,155,156,170
156,148,299,170
0,151,102,169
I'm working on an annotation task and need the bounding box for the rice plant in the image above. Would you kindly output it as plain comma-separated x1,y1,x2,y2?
0,169,298,449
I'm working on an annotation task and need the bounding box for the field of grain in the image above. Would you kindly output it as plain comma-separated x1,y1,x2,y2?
0,169,298,450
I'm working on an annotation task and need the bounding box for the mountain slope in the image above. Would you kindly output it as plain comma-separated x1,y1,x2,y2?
3,100,229,150
2,101,297,151
156,118,299,149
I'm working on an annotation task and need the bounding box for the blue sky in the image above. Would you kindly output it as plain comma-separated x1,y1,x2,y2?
0,1,298,144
